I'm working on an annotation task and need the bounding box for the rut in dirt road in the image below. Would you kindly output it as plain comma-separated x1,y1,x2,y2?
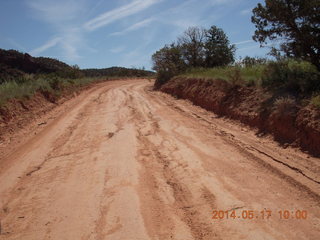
0,79,319,240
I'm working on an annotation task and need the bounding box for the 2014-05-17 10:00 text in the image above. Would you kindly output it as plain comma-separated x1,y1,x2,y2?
212,210,308,220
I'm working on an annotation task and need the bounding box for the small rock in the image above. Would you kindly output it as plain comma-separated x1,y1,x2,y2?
107,132,114,138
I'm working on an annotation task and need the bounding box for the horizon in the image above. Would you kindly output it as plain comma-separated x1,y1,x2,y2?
1,0,268,70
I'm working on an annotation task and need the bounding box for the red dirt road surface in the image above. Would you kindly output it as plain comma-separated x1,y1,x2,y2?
0,79,319,240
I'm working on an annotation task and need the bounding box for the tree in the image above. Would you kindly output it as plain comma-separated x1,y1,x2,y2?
204,26,235,67
241,56,268,67
152,43,186,89
151,25,236,88
252,0,320,70
72,64,80,70
178,27,206,67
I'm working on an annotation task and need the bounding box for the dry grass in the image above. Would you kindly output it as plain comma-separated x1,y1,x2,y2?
273,96,296,113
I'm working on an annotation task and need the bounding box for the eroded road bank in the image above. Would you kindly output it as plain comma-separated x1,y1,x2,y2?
0,79,319,240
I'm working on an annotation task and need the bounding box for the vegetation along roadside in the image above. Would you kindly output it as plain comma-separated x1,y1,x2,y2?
152,0,320,156
0,48,154,139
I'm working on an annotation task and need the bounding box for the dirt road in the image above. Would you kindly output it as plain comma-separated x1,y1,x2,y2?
0,79,319,240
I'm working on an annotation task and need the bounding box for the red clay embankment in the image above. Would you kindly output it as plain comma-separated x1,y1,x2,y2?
160,77,320,156
0,83,97,148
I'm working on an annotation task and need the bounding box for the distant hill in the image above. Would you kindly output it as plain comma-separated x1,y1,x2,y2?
82,67,154,78
0,49,154,83
0,49,82,83
0,49,72,72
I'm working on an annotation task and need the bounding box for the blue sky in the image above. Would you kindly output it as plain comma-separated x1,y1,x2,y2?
0,0,268,70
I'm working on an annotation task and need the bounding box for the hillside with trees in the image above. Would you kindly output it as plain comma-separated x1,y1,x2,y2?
0,48,154,107
0,49,154,84
0,49,84,83
82,67,154,78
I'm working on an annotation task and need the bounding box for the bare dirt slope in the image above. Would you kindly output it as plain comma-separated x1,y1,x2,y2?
0,79,319,240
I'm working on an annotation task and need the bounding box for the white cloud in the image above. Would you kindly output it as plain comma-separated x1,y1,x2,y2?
84,0,160,31
110,18,154,36
60,28,83,60
234,40,254,45
25,0,241,66
110,46,125,53
26,0,87,61
86,0,105,17
237,45,260,52
29,28,84,61
26,0,85,24
30,37,62,55
240,8,251,15
154,0,233,33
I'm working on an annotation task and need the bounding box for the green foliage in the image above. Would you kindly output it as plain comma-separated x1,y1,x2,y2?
152,43,187,88
252,0,320,70
34,56,74,72
181,65,265,86
0,76,104,107
261,60,320,94
0,49,153,84
0,49,84,82
204,26,235,67
0,48,154,106
82,67,154,78
178,27,206,67
0,63,24,84
227,68,242,85
152,25,235,88
311,94,320,108
0,78,52,106
241,56,268,67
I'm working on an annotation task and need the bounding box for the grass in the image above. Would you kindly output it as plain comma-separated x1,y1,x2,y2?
180,65,266,86
0,79,49,106
173,61,320,111
311,94,320,108
273,96,296,113
0,75,153,107
0,76,105,107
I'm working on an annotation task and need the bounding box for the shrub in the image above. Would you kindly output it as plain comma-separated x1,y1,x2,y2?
0,77,100,106
311,94,320,108
180,65,265,86
0,79,49,106
273,96,296,114
227,67,243,85
262,60,320,94
154,70,176,89
48,77,64,91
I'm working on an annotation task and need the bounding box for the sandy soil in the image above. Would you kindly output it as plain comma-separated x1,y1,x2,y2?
0,79,319,240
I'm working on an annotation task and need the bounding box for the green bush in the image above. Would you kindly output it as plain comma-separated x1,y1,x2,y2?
262,60,320,94
0,78,52,106
154,70,178,89
227,67,243,85
0,76,103,106
48,77,64,91
180,65,265,86
311,94,320,108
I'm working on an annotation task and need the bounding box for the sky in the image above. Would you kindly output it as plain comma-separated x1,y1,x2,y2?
0,0,269,70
